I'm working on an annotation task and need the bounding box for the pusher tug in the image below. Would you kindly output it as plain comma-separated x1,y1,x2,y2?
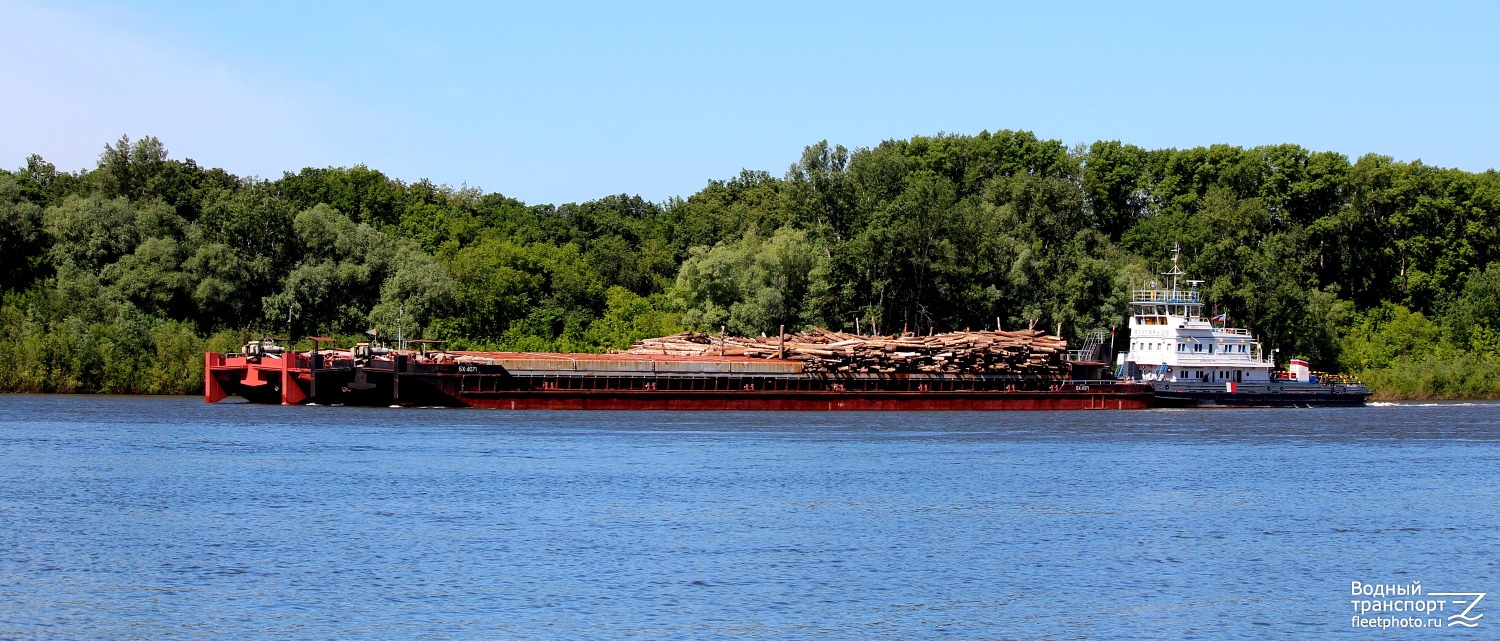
1116,247,1368,407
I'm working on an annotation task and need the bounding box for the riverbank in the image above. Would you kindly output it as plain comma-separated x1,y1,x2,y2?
0,310,239,395
1358,353,1500,401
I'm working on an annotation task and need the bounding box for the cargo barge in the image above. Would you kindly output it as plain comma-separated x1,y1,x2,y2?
205,339,1153,411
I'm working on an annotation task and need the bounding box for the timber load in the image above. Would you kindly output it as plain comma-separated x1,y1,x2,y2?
623,328,1070,377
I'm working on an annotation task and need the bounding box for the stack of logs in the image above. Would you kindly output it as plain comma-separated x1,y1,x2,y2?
623,328,1070,376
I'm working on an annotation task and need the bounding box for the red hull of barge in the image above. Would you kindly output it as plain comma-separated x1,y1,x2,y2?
205,351,1152,411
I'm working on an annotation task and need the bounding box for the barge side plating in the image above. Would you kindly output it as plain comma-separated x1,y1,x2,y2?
205,345,1152,411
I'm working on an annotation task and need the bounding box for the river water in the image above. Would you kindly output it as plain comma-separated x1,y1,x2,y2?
0,395,1495,639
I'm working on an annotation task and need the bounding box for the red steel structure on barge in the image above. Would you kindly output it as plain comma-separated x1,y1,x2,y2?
205,339,1152,410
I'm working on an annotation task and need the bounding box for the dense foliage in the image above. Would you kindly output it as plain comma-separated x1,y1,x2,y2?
3,133,1498,398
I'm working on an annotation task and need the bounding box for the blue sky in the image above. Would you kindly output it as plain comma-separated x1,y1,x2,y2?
3,1,1496,205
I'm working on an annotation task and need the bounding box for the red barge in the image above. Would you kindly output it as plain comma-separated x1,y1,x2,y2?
204,339,1152,411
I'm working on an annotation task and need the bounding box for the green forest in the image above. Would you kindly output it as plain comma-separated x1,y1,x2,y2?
3,133,1499,399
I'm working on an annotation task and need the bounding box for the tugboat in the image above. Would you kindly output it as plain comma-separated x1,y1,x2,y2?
1116,247,1368,408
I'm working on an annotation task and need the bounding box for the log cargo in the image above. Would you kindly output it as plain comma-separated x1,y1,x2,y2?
623,328,1070,377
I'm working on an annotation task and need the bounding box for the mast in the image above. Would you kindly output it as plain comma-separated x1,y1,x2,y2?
1164,243,1185,292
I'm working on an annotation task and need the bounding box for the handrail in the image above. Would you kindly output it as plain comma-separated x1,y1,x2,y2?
1163,355,1272,364
1131,289,1202,303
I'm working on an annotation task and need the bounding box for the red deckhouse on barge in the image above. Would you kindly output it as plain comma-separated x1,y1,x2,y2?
205,329,1154,411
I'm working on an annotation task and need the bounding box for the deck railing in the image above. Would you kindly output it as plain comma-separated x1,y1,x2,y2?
1131,289,1202,303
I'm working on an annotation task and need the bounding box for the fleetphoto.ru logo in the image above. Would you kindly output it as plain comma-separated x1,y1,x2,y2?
1350,581,1486,630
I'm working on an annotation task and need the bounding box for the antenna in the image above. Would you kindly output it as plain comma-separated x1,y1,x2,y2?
1161,242,1186,291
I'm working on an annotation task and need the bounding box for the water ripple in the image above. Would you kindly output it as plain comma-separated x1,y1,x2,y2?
0,395,1496,639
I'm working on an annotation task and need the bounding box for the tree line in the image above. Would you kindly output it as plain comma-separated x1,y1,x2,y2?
3,132,1498,398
